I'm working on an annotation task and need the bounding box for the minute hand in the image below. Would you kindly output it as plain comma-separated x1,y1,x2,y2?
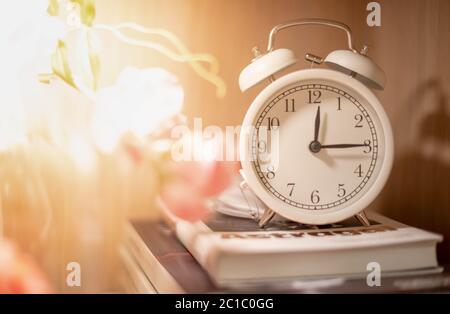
320,143,369,149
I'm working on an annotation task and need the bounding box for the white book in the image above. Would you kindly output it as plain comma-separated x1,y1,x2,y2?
161,202,442,286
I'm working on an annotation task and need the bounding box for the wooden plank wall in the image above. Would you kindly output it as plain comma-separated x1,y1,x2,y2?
368,0,450,263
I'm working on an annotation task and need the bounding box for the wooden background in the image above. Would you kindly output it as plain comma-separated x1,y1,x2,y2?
96,0,450,262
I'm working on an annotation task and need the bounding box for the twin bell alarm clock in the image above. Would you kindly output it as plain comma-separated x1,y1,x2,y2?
238,19,394,227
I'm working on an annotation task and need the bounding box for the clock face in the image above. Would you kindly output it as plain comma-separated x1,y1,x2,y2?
241,70,393,224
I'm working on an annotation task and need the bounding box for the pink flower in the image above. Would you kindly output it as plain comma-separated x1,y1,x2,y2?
161,160,239,222
0,240,51,294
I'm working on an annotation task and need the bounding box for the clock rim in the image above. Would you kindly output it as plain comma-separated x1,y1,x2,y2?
239,68,394,225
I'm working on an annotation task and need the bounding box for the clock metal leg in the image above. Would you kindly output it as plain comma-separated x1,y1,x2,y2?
355,211,370,227
258,209,276,228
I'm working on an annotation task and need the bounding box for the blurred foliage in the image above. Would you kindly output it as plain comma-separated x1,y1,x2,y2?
51,40,76,89
46,0,99,91
71,0,96,26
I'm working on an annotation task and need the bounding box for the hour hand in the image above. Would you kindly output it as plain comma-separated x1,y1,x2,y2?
314,106,320,142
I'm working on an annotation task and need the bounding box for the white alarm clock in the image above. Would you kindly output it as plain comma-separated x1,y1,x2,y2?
238,19,394,227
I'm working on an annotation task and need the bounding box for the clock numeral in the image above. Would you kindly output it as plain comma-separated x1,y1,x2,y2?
266,117,280,131
285,99,296,112
337,184,346,198
257,140,267,154
287,183,295,197
310,190,320,204
337,97,342,111
364,140,372,153
354,114,364,128
354,164,364,178
265,166,275,179
307,90,322,104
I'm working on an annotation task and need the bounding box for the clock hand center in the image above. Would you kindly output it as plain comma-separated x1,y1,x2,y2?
309,140,322,153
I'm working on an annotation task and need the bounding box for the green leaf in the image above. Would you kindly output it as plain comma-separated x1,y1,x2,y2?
47,0,59,16
51,40,77,89
71,0,96,26
88,50,100,90
87,33,101,90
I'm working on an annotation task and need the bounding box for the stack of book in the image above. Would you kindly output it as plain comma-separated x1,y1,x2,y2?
120,180,445,293
120,198,447,293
